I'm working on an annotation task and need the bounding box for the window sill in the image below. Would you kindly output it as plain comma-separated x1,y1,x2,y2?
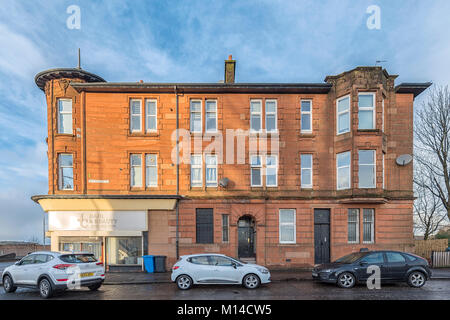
357,129,380,134
55,133,75,137
299,132,314,138
128,132,159,138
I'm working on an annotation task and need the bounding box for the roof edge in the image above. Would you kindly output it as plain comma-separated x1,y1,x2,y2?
31,194,182,203
395,82,432,98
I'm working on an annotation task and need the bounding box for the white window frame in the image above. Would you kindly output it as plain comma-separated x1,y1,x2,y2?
190,154,203,187
130,154,142,188
358,92,376,130
57,99,73,134
205,154,218,187
145,99,157,132
130,99,142,133
265,99,278,133
145,154,158,187
300,99,312,133
381,99,385,132
348,209,360,244
205,100,217,133
190,100,203,133
362,209,375,244
337,151,351,190
250,99,262,133
358,150,376,189
336,95,351,135
58,153,73,190
265,155,278,187
300,154,313,189
250,155,263,187
279,209,296,244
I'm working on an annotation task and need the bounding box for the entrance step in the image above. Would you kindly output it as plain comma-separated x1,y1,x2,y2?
239,258,256,264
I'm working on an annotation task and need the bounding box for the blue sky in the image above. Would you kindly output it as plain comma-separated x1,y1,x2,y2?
0,0,449,242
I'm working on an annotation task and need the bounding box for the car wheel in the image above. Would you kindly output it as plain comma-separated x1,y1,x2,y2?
337,272,356,289
408,271,426,288
39,278,53,299
243,273,260,289
2,275,17,293
88,283,102,291
176,275,193,290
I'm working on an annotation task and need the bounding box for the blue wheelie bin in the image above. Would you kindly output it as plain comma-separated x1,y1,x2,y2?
142,255,155,273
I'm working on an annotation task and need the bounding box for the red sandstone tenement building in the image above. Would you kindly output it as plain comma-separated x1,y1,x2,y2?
32,57,431,271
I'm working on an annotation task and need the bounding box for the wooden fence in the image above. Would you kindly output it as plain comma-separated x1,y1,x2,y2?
431,251,450,267
414,239,448,260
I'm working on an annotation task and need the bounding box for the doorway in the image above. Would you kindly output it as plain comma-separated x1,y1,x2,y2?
238,216,255,258
314,209,330,264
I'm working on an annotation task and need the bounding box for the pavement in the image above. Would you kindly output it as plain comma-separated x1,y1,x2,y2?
103,268,450,285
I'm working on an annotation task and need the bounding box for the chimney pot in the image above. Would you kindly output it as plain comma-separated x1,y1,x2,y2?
228,54,233,60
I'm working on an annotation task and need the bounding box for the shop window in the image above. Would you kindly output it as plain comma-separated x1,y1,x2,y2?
196,208,213,244
58,99,72,134
106,237,142,265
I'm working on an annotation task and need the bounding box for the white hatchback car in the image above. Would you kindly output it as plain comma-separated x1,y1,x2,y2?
2,251,105,298
171,254,271,290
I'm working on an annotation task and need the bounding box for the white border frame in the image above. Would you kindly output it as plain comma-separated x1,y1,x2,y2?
250,99,263,133
57,98,73,134
145,154,158,187
190,99,203,133
279,209,296,244
358,92,376,130
205,154,218,187
130,99,142,133
130,154,143,187
358,149,376,189
265,99,278,133
190,154,203,187
336,95,351,135
300,99,313,133
347,208,360,244
265,154,278,187
205,99,218,133
145,99,158,133
58,153,74,190
250,155,263,187
300,154,313,189
336,151,351,190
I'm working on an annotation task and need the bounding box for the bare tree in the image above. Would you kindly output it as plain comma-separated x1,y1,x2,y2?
413,171,447,239
415,85,450,222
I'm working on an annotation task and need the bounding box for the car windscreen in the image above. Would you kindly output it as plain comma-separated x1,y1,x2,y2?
334,252,366,264
59,254,97,263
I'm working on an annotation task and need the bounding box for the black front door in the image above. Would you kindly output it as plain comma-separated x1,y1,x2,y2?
238,217,255,258
314,209,330,264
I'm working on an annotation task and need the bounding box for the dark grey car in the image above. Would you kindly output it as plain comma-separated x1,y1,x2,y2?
312,250,432,288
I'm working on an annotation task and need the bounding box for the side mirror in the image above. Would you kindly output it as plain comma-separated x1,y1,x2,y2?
232,262,237,269
15,261,21,266
359,261,368,266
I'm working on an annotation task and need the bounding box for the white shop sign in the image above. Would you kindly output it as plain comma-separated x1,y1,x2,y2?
48,211,147,231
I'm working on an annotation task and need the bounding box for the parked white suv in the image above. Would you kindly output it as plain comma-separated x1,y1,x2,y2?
2,251,105,298
171,254,271,290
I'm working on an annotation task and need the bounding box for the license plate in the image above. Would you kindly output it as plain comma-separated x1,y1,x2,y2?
80,272,94,278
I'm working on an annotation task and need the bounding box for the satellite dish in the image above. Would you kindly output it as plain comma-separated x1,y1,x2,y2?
396,154,413,166
219,178,229,188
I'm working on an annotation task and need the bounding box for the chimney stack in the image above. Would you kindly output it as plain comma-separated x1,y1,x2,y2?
224,55,236,84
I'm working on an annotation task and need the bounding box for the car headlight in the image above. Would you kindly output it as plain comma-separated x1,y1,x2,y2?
256,267,269,274
321,269,332,273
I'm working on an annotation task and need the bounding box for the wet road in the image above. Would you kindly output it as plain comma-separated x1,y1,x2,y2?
1,280,449,300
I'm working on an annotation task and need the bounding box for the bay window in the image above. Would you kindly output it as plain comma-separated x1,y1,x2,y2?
58,99,73,134
337,151,351,190
337,95,350,134
58,154,73,190
358,150,376,188
358,93,375,129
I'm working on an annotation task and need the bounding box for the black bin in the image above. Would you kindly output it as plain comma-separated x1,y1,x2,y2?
154,255,167,273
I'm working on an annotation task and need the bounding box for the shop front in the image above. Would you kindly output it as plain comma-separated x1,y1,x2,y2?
33,195,179,272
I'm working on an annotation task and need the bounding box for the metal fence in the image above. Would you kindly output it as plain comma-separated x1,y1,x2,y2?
431,251,450,268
